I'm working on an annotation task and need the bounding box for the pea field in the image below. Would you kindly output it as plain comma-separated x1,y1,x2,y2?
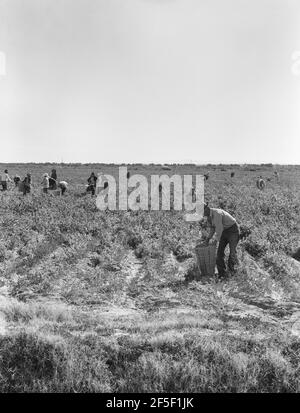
0,163,299,393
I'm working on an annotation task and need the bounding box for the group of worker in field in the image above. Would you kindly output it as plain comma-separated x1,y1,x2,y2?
0,168,105,196
0,168,106,197
40,169,68,195
0,168,68,196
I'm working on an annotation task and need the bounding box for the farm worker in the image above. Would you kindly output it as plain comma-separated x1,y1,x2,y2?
58,181,68,195
22,173,32,195
41,173,50,194
256,176,265,190
87,172,97,196
274,171,279,181
13,175,21,187
49,169,57,190
51,169,57,180
204,204,240,279
1,169,12,191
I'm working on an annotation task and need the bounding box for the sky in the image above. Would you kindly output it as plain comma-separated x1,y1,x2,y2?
0,0,299,164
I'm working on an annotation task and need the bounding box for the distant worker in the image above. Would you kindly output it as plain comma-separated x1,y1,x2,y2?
256,176,266,190
204,173,209,181
231,172,235,178
58,181,68,195
274,171,279,181
1,169,12,191
49,169,57,190
203,204,240,279
13,175,21,187
41,173,50,194
22,173,32,196
87,172,97,196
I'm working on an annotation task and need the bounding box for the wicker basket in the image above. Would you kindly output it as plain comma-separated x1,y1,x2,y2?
195,243,217,278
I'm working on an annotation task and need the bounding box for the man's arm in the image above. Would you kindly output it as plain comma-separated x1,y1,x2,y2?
213,212,224,241
206,226,216,243
205,214,215,243
206,211,223,242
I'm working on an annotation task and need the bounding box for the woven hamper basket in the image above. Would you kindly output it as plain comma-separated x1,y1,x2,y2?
195,243,217,278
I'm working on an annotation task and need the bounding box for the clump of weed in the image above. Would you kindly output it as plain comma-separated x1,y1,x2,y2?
0,331,112,392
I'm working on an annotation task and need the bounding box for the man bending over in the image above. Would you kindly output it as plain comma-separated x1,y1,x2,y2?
204,204,240,279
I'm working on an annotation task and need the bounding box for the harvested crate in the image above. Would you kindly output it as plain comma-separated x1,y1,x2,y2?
195,243,216,278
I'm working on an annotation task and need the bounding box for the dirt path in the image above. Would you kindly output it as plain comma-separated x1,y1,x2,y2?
121,250,144,283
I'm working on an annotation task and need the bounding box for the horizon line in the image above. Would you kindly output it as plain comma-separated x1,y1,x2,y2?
0,161,299,166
